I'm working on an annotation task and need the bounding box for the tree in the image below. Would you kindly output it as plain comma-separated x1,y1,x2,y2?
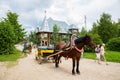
90,34,103,45
97,13,116,43
106,37,120,51
89,22,98,34
0,11,26,55
116,19,120,37
6,11,26,43
51,24,60,45
63,31,70,44
28,31,38,44
79,27,87,37
0,20,15,54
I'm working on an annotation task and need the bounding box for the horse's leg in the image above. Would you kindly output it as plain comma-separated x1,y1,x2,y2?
76,56,80,74
55,55,59,68
56,55,62,67
72,58,76,75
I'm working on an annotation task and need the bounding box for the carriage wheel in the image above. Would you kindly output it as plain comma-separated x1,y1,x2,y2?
38,57,42,64
35,57,38,60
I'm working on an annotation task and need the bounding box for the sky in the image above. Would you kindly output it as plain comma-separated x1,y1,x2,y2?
0,0,120,34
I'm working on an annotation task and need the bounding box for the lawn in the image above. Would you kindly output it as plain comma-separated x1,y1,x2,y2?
0,49,26,61
83,50,120,63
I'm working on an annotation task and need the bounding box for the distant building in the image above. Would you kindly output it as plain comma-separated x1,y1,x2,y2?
36,11,79,47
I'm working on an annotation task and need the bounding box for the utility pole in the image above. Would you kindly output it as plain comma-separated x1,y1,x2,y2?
45,10,46,16
84,15,87,30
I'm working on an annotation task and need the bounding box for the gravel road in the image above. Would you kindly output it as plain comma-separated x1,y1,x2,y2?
0,44,120,80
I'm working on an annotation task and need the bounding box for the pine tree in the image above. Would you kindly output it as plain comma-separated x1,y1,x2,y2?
6,11,26,43
51,24,60,45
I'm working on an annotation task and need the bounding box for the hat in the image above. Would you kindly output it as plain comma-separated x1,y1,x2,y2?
72,34,76,36
97,45,100,47
102,43,105,46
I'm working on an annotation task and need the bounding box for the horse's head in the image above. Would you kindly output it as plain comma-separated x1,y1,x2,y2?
75,35,95,48
84,35,96,48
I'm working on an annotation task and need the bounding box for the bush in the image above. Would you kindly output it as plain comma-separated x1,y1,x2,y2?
0,49,27,61
84,46,94,52
91,34,103,45
0,11,25,55
0,20,15,55
106,37,120,51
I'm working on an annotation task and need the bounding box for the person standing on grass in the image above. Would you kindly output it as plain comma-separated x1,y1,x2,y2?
95,45,101,64
100,43,108,65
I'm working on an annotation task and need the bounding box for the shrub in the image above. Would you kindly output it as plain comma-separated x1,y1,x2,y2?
91,34,103,45
0,20,15,55
106,37,120,51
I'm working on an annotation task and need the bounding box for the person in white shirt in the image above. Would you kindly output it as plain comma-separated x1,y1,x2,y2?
100,43,108,65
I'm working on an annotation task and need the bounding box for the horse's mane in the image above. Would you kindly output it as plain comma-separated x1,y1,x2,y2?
75,35,91,44
75,36,85,44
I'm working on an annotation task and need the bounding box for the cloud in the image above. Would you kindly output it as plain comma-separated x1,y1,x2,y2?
0,4,12,18
0,0,120,32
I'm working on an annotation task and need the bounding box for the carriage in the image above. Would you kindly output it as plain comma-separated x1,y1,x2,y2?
35,46,55,64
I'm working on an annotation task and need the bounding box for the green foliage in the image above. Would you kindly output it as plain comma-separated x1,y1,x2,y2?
106,37,120,51
91,34,103,45
84,46,94,52
6,11,26,43
84,51,120,63
0,49,26,61
63,31,70,44
0,11,26,55
79,27,87,37
89,22,98,34
115,19,120,37
28,31,38,44
97,13,117,43
0,20,15,55
51,24,61,44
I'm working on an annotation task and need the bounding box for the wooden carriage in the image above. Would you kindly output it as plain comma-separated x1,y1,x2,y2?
35,45,55,64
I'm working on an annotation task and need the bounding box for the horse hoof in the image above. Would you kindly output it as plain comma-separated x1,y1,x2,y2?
55,65,59,68
72,72,75,75
56,66,58,68
77,72,80,75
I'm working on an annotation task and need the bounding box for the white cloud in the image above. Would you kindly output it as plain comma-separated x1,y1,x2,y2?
0,0,120,32
0,4,12,18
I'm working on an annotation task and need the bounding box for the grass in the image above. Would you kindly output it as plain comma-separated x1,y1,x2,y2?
83,50,120,63
0,49,27,62
0,49,27,68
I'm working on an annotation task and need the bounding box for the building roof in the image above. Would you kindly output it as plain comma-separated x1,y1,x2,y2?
69,24,78,29
40,12,50,32
38,11,79,34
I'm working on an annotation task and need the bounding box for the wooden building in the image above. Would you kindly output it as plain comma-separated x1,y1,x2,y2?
36,11,78,47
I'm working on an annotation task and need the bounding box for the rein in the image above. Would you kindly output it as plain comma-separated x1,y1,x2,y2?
65,46,83,53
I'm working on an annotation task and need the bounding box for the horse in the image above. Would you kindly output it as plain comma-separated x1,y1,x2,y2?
54,35,95,75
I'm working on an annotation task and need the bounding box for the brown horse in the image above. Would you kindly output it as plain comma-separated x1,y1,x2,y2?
54,35,95,75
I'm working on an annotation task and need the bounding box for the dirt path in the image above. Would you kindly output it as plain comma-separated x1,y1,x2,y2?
0,44,120,80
